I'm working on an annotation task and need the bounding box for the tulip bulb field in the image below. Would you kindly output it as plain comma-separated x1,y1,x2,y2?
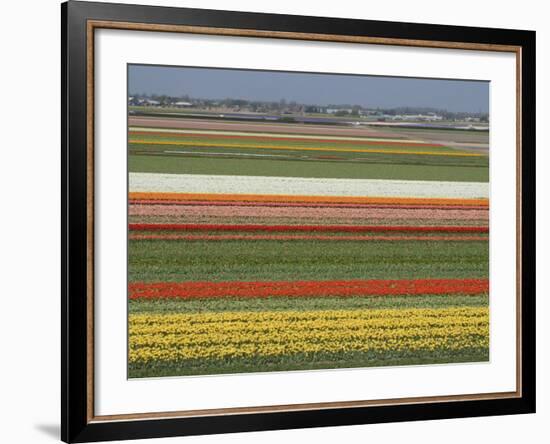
127,67,490,378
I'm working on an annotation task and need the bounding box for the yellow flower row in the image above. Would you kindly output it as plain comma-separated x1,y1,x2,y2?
130,307,485,326
131,325,487,348
129,313,487,337
129,307,489,362
130,139,486,157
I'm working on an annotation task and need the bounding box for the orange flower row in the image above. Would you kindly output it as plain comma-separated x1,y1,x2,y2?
129,192,489,207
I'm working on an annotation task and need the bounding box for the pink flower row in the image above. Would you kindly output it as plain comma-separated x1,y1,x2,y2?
129,204,488,221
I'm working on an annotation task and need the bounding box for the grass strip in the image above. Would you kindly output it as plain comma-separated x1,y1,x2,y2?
128,347,489,378
128,294,489,314
128,239,489,282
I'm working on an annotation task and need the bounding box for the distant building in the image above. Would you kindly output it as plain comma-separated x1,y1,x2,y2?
326,108,354,114
393,114,443,121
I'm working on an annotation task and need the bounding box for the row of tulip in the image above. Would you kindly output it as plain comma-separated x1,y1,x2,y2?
129,192,489,206
129,173,489,198
129,202,488,220
129,130,445,148
128,278,489,300
128,307,489,362
129,199,488,210
130,139,483,157
129,234,488,241
129,223,489,233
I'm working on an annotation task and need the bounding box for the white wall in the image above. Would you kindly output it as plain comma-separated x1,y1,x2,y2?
0,0,546,443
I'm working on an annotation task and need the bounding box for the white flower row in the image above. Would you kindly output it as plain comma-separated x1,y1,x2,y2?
129,172,489,199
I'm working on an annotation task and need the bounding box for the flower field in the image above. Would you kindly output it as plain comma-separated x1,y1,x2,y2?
128,118,489,378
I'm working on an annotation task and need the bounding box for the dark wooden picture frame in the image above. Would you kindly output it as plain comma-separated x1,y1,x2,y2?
62,1,536,442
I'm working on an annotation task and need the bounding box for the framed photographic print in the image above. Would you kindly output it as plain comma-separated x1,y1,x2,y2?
61,1,536,442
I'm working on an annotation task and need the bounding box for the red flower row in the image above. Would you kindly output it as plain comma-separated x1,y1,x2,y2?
129,278,489,300
129,234,487,242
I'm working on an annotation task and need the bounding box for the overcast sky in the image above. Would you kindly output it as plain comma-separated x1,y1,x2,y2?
129,64,489,113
